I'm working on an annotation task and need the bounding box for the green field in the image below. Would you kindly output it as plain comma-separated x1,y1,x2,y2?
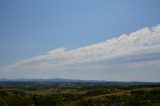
0,82,160,106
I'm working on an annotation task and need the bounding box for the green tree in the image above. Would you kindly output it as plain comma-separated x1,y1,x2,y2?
0,99,8,106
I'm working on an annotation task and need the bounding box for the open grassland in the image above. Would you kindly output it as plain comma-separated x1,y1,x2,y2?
0,82,160,106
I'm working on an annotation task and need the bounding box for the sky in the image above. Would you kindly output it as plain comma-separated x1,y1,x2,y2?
0,0,160,81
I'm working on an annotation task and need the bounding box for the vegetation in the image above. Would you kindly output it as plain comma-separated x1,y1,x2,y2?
0,81,160,106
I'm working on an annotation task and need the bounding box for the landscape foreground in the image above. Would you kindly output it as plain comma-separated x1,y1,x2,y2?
0,80,160,106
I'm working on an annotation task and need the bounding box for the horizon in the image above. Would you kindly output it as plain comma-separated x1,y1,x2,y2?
0,0,160,81
0,78,160,83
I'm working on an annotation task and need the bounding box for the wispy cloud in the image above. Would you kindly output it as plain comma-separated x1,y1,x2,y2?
1,24,160,81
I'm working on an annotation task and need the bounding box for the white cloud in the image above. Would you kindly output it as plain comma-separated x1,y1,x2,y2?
0,24,160,80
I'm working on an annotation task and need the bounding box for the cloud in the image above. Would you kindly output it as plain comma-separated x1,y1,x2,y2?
0,24,160,81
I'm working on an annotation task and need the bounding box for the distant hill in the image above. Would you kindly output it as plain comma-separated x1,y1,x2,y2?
0,78,105,82
0,78,160,85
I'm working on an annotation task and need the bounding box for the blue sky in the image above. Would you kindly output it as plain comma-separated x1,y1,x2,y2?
0,0,160,81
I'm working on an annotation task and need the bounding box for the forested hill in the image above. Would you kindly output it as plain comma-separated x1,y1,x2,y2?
0,78,160,85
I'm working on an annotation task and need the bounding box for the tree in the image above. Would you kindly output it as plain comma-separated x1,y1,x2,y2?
0,99,8,106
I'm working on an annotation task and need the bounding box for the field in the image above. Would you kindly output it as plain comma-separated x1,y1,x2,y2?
0,81,160,106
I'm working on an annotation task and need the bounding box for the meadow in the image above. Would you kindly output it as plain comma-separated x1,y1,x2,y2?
0,81,160,106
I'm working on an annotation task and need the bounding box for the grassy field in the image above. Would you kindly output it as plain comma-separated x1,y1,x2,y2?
0,82,160,106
